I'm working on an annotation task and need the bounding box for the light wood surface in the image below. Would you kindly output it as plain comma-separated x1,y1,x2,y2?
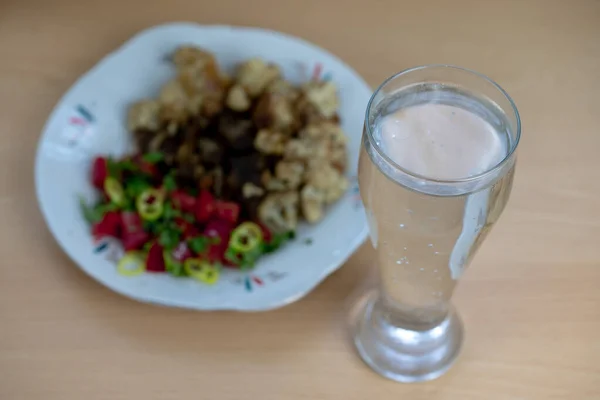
1,1,599,399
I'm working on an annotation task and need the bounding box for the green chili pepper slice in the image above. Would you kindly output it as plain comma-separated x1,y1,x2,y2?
104,177,126,206
117,252,146,277
162,249,182,276
184,258,220,284
136,188,164,221
229,222,263,253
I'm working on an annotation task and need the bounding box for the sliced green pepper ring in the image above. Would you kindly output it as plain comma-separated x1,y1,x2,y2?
184,258,220,284
229,222,263,253
136,188,164,221
104,177,125,206
117,252,146,277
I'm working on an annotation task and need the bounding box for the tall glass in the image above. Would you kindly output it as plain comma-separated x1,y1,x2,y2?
350,65,521,382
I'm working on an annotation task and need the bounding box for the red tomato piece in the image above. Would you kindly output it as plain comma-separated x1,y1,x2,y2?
91,211,121,239
195,190,215,222
146,242,166,273
175,218,200,239
205,244,227,264
214,201,240,224
121,230,150,251
119,211,149,250
120,211,144,234
204,219,233,240
171,191,197,214
203,219,234,264
91,157,108,189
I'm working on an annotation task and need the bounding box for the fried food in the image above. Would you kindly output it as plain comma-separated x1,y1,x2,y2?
128,46,349,233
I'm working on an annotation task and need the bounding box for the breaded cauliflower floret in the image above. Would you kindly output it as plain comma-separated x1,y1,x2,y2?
172,47,227,118
284,121,347,167
300,185,326,223
172,46,215,70
253,92,296,133
275,161,305,189
305,162,349,204
159,79,188,106
300,122,348,172
178,66,226,118
127,100,160,131
226,84,251,112
156,79,202,124
254,129,287,155
261,171,287,192
284,136,329,163
303,80,339,119
301,121,346,141
237,58,280,97
258,191,299,233
242,182,265,199
266,79,300,101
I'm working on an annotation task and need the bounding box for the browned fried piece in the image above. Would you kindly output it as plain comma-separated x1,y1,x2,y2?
172,47,215,70
133,128,159,153
236,58,280,98
226,84,251,112
254,129,287,155
128,100,160,132
218,111,255,152
226,153,270,218
197,138,224,166
227,153,267,193
156,134,182,165
198,167,224,196
253,92,297,134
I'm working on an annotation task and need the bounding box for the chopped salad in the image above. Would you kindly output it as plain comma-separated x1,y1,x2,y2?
81,153,294,283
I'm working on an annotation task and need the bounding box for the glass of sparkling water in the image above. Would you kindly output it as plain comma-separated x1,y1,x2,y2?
350,65,521,382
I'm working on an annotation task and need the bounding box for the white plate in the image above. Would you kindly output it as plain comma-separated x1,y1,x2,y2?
35,22,370,311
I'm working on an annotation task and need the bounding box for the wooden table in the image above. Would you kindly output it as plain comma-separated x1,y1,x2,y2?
1,0,599,398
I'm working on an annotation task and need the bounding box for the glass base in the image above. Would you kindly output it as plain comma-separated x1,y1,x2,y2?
350,290,464,383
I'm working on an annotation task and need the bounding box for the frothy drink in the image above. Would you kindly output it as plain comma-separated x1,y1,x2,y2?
359,85,516,326
376,104,506,180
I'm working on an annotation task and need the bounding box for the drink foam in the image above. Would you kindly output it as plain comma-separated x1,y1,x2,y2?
374,103,507,181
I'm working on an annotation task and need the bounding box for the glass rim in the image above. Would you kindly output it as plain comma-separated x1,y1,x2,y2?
364,64,522,185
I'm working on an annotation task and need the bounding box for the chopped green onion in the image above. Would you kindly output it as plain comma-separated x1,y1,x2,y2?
79,196,101,224
163,173,177,192
163,250,187,277
142,152,164,163
162,202,181,221
125,176,151,199
158,228,181,250
79,196,118,224
262,231,295,253
182,213,195,223
188,236,210,254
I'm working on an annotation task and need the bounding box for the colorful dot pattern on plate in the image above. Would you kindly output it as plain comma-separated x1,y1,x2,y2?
64,105,95,147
